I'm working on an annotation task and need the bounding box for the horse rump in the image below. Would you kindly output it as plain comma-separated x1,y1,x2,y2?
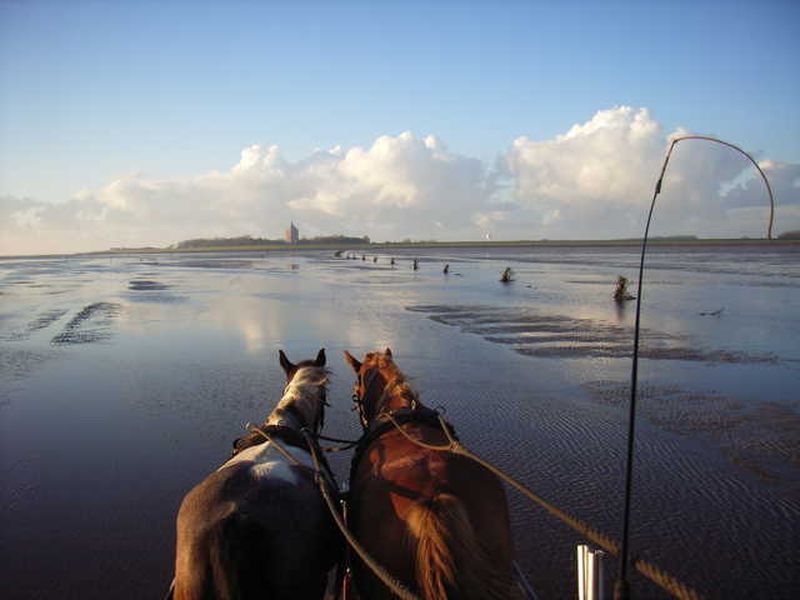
175,466,337,600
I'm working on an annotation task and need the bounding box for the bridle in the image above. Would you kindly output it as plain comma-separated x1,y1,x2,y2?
351,367,381,429
278,377,330,435
351,365,418,430
232,375,330,457
308,383,330,435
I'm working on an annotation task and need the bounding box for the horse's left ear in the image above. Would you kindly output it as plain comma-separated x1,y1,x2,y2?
384,347,393,358
343,350,362,373
314,348,326,367
279,350,295,376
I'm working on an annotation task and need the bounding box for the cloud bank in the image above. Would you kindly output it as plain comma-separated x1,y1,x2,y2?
2,106,796,255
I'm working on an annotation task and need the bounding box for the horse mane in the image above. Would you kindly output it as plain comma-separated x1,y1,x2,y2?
366,353,420,416
380,374,419,409
269,365,329,428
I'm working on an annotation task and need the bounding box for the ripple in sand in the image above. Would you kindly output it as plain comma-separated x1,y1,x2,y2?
128,279,170,291
583,380,800,485
0,348,54,405
408,304,778,365
27,309,68,332
51,302,121,345
125,279,186,303
0,309,69,342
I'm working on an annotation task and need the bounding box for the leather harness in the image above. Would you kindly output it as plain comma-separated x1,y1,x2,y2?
349,406,459,485
232,403,313,455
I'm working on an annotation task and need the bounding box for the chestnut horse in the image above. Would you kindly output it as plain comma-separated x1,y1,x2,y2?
343,348,520,600
173,349,340,599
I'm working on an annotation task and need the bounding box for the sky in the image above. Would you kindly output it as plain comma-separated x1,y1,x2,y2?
1,0,798,255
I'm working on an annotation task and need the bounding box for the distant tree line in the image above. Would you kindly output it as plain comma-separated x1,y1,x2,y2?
175,236,269,249
175,234,370,249
304,235,370,245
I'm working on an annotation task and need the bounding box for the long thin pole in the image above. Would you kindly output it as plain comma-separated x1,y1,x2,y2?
614,136,774,600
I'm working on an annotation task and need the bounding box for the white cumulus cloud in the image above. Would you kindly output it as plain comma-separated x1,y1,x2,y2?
502,106,791,239
1,107,797,255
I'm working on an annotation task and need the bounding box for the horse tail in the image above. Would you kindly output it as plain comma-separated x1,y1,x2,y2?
406,493,519,600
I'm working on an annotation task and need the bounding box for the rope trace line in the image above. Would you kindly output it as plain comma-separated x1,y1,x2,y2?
300,428,422,600
245,423,302,466
384,413,704,600
384,413,619,554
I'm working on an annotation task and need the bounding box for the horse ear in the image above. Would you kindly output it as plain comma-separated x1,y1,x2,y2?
279,350,294,376
384,347,393,358
314,348,326,367
343,350,362,373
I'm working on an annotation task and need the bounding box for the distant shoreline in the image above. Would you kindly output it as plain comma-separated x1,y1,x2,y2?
2,237,798,260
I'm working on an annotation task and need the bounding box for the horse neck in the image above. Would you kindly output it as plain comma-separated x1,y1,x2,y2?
267,367,327,431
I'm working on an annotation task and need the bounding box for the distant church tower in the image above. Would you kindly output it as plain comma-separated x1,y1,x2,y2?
284,221,299,244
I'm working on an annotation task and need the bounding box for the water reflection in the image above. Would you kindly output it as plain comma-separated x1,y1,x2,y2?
613,299,628,322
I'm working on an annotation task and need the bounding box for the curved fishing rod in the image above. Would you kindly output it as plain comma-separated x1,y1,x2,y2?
614,135,775,600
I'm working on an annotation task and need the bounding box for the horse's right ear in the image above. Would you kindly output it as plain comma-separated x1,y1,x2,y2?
314,348,326,367
343,350,362,373
279,350,295,376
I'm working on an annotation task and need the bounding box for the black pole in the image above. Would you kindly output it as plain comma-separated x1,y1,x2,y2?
614,136,774,599
614,143,671,599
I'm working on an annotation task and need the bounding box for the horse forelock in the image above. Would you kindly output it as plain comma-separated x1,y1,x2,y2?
361,356,419,419
270,366,329,429
364,350,395,371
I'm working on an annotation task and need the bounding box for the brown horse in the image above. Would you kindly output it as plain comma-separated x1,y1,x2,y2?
173,349,340,599
343,348,520,600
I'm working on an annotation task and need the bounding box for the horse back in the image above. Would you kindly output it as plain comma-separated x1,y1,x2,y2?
175,453,339,600
349,424,515,599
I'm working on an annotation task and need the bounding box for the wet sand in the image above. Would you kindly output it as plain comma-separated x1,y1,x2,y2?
1,246,798,598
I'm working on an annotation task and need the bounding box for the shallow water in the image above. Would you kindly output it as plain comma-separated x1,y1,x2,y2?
0,246,798,598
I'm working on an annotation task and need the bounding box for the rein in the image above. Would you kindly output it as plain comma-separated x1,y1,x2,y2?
300,427,423,600
318,404,537,600
233,407,316,456
333,369,705,600
245,423,305,465
348,406,458,477
312,432,360,452
378,409,704,600
351,367,382,428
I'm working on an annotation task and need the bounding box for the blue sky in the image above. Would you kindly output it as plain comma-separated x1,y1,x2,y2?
1,1,798,253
